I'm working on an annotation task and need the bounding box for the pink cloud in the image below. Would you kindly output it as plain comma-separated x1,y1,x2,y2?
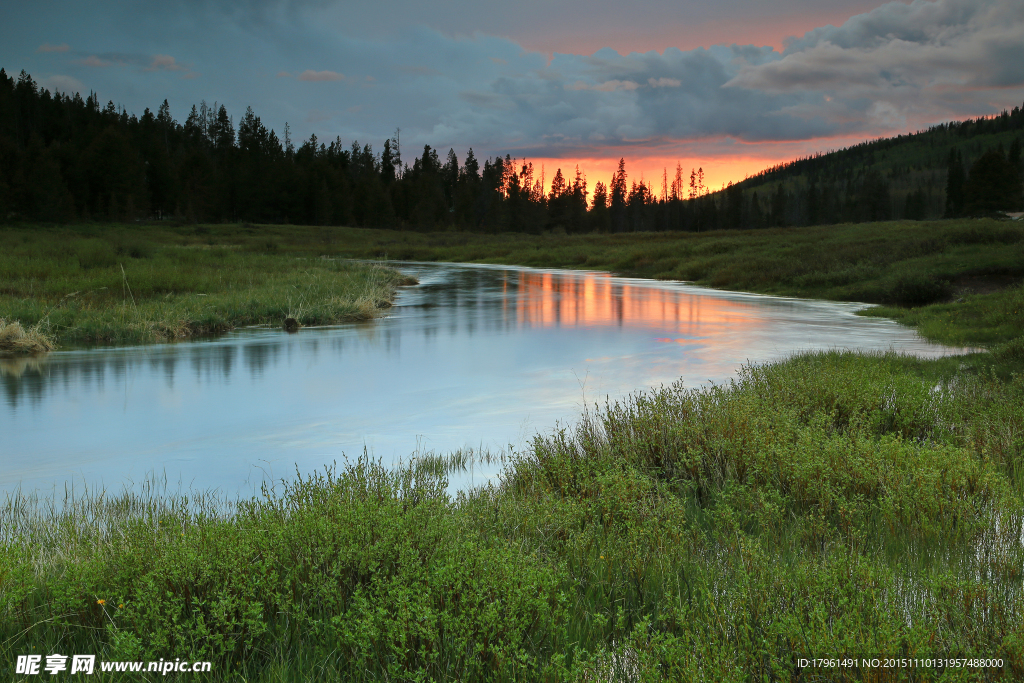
37,43,70,53
41,74,84,94
565,79,640,92
297,70,345,82
147,54,186,72
76,55,111,68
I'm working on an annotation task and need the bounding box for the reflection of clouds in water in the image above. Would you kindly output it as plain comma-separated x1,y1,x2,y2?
3,262,980,496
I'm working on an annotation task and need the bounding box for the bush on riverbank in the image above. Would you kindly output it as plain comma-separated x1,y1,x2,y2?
0,318,54,355
3,350,1022,680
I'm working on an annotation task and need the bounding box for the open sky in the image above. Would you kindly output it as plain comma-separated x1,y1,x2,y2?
3,0,1024,192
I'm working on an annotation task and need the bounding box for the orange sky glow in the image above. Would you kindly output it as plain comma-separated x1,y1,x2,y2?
520,133,885,198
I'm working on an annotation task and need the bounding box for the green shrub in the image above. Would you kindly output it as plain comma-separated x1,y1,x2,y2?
74,239,118,270
887,271,952,306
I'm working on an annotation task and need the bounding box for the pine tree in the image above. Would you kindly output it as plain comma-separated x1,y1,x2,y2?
750,191,763,228
944,148,965,217
380,139,396,185
610,158,627,209
964,148,1023,214
462,149,479,184
442,148,459,212
212,104,234,151
548,168,566,200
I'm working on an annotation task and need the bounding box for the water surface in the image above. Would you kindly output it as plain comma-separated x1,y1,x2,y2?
1,263,975,495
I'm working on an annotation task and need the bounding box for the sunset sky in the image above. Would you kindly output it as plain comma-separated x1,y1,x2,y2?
3,0,1023,192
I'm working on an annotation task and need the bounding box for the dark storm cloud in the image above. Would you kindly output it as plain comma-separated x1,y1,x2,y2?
3,0,1021,162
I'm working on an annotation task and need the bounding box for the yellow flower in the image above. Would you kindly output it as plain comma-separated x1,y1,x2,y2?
118,604,125,609
97,599,106,606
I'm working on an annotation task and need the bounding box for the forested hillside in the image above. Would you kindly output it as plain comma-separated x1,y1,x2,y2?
734,108,1024,226
1,68,1021,232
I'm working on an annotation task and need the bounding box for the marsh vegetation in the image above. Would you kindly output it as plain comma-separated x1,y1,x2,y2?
2,349,1022,680
0,225,412,348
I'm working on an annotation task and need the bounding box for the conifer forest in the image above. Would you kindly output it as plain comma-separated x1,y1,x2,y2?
2,67,1022,233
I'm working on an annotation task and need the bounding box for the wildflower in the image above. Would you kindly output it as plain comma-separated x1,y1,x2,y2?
119,604,125,609
97,599,106,606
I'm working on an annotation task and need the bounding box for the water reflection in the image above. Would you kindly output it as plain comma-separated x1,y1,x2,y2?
510,269,770,337
1,263,976,496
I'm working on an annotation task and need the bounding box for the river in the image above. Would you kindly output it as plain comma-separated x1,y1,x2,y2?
1,262,976,496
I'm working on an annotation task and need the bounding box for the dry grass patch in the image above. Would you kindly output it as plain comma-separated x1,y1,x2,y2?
0,318,54,356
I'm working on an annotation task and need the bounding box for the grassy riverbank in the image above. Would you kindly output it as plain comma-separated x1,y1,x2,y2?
0,225,413,351
2,350,1022,680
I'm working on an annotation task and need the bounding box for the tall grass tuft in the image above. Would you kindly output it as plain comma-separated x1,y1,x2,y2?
0,318,54,355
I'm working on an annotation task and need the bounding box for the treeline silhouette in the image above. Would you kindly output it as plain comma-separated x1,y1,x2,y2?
1,68,1022,232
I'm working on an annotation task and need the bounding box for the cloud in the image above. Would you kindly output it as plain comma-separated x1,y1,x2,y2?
397,65,443,77
566,79,641,92
297,69,344,81
37,43,70,53
648,77,681,88
76,55,113,68
41,75,85,94
400,40,841,155
305,108,339,123
725,0,1024,124
13,0,1020,166
147,54,188,71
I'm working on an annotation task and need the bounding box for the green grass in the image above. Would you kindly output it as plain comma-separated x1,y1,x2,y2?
0,224,414,347
862,283,1024,357
2,351,1023,680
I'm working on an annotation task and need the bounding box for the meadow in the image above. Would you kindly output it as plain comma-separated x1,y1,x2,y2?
0,224,414,351
2,218,1023,680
